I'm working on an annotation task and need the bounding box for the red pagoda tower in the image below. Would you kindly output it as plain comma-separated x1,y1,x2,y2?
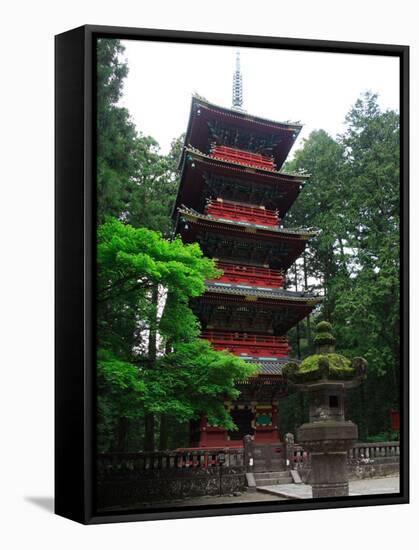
174,54,320,448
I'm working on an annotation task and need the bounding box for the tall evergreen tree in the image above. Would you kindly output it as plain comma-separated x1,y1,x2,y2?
333,93,400,438
97,39,139,223
97,38,182,232
282,93,400,439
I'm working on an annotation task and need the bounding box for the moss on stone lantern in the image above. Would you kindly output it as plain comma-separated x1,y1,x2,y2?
283,321,367,387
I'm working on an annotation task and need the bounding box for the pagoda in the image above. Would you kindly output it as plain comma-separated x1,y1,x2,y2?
174,53,320,447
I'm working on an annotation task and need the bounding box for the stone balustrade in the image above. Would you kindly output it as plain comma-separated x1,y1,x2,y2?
292,441,400,482
98,447,245,476
348,441,400,460
97,440,399,476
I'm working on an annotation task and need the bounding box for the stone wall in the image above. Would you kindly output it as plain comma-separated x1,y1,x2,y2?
97,467,246,510
96,449,246,510
347,457,400,480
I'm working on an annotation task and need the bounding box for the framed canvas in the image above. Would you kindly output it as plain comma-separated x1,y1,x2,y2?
55,25,409,524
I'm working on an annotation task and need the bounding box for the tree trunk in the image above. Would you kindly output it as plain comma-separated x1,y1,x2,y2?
144,414,155,452
391,339,400,408
159,415,169,450
115,416,129,452
148,285,158,361
359,384,368,440
158,341,172,451
303,252,312,349
338,237,348,274
296,323,301,359
391,314,400,406
144,285,159,451
294,265,301,358
299,393,305,425
323,274,331,322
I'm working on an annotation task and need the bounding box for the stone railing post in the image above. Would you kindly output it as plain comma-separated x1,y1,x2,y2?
243,435,254,472
285,432,295,470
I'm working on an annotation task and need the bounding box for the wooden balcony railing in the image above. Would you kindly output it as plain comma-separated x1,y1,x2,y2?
206,199,280,227
210,144,275,170
201,330,289,357
209,261,284,288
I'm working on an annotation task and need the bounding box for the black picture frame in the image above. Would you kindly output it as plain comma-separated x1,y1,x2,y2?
55,24,409,524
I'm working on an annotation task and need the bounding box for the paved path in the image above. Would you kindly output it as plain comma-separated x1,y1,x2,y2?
101,476,400,512
257,476,400,499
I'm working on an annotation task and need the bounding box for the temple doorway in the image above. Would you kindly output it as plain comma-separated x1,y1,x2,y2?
229,407,254,441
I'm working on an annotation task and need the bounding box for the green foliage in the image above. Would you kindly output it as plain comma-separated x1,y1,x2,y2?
150,340,257,430
97,217,219,353
96,216,217,351
97,348,146,450
278,392,309,439
97,39,139,223
96,340,256,449
96,218,253,450
126,134,184,236
97,217,217,302
365,431,399,443
282,362,299,380
285,128,348,318
97,349,145,416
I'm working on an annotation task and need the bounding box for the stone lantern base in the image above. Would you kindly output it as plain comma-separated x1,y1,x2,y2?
297,420,358,498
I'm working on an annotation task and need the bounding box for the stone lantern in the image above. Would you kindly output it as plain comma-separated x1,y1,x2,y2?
283,321,367,498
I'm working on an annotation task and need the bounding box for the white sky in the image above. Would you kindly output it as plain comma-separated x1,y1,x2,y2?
119,40,399,155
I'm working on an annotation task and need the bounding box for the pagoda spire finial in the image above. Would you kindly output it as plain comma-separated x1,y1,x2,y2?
232,51,244,110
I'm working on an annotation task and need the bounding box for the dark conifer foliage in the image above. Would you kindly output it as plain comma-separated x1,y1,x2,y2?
97,39,182,236
283,93,400,440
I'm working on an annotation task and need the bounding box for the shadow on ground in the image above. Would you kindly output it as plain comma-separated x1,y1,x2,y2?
25,496,54,513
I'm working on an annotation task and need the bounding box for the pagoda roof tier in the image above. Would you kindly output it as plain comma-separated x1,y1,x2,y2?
235,372,289,399
184,96,302,170
177,206,315,237
174,148,308,219
244,356,291,376
176,206,316,270
192,291,320,335
204,281,319,302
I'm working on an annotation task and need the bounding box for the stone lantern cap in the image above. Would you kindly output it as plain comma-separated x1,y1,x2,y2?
282,321,367,390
